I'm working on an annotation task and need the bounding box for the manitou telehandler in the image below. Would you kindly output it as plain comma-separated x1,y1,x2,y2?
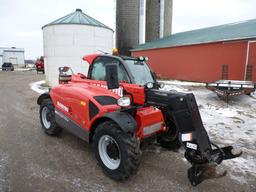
37,53,242,186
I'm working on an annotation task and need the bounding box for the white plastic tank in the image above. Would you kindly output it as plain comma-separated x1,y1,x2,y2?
42,9,114,86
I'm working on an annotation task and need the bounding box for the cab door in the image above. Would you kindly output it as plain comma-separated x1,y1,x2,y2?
88,56,131,96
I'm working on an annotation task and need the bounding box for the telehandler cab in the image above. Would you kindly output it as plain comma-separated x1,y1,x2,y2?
37,53,242,186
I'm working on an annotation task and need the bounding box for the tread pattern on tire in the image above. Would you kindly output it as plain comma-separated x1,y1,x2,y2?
40,99,62,136
93,121,142,180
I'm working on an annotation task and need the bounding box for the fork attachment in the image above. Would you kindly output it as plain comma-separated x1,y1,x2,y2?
146,90,242,186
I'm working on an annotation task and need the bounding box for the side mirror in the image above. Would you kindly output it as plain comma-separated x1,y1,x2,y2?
59,66,72,73
59,66,73,84
106,63,119,89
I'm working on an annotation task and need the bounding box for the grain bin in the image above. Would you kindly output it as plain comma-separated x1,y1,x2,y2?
42,9,114,86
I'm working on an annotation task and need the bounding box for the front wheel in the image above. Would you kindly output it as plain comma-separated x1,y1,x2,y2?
93,121,141,180
39,99,62,136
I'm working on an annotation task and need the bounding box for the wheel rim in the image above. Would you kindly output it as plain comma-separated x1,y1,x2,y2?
42,106,51,129
98,135,121,170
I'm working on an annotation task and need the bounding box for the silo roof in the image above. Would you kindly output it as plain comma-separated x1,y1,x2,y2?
42,9,113,31
132,18,256,51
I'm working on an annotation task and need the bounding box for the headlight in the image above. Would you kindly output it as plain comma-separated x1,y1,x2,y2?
117,96,131,107
138,56,144,61
146,82,154,89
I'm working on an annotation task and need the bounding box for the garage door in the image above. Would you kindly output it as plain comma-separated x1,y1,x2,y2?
0,56,2,65
9,57,18,65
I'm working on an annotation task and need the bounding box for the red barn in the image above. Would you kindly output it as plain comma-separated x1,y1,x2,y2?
131,19,256,82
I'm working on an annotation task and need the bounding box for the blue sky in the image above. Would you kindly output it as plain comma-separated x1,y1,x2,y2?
0,0,255,59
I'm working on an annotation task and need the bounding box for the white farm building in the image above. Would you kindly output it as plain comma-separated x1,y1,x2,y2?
0,47,25,67
42,9,114,86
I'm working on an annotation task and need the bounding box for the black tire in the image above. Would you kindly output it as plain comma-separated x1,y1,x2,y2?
39,99,62,136
157,126,181,150
93,121,141,180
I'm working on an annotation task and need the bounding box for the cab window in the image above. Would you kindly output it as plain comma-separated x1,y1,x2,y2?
90,57,131,83
91,59,106,81
117,63,130,83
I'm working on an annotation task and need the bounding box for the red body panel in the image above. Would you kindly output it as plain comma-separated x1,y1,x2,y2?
50,82,121,131
121,83,145,105
135,107,165,138
82,53,100,65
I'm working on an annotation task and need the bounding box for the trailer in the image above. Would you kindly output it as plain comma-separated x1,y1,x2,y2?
206,80,255,102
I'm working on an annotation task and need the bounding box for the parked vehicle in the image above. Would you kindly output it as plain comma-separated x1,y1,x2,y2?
37,53,242,186
2,62,14,71
35,57,44,74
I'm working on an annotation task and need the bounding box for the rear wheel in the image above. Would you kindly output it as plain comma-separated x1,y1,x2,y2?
93,121,141,180
157,125,181,150
39,99,62,136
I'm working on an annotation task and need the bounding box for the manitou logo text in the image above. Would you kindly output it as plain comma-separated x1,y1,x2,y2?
94,84,123,97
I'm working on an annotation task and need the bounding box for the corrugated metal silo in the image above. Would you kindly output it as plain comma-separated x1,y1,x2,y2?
146,0,173,42
116,0,140,55
42,9,114,86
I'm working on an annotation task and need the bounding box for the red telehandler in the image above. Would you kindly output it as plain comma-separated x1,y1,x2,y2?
37,53,242,186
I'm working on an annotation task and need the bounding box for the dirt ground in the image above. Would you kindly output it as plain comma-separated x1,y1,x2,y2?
0,71,255,192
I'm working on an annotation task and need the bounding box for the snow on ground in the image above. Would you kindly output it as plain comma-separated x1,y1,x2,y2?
29,80,48,94
251,90,256,99
15,68,34,72
162,80,256,184
159,80,206,87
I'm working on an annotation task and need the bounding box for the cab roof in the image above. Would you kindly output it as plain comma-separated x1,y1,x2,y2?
82,53,141,65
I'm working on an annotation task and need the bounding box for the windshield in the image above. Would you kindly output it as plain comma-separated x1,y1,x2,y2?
124,60,155,85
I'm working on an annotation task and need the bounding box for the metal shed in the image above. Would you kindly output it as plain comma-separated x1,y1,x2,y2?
0,47,25,67
131,19,256,82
